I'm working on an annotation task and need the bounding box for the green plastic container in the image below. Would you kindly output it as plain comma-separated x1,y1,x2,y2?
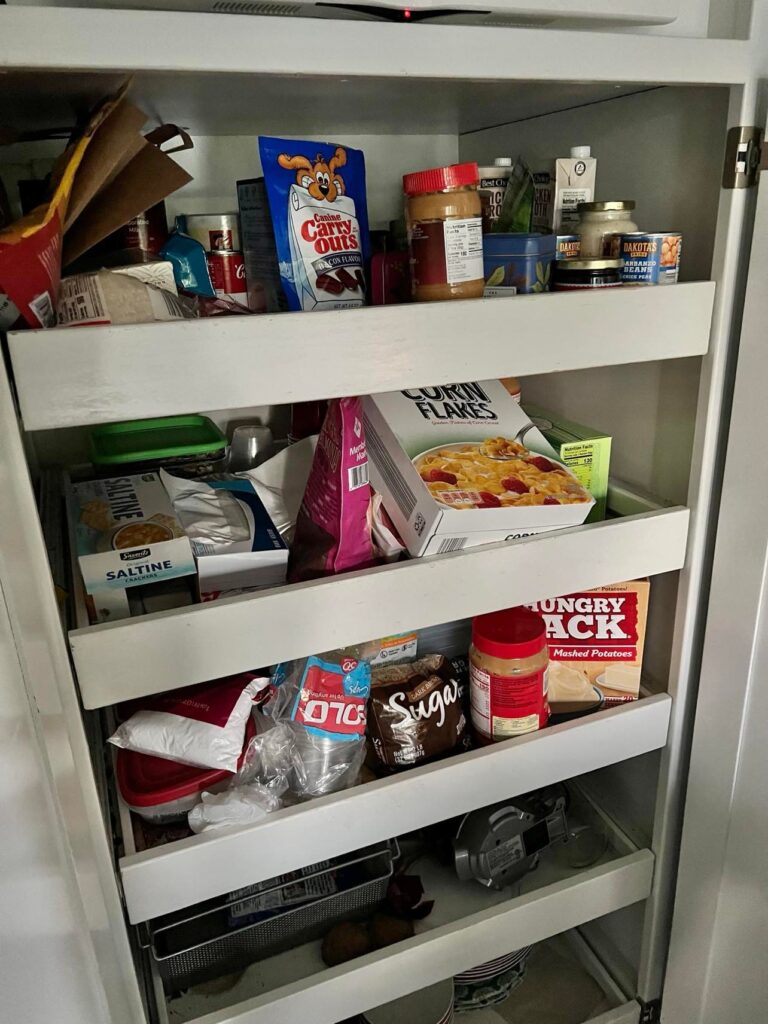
90,415,227,479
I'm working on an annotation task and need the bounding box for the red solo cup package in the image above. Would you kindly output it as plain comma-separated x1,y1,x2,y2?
258,135,370,311
268,652,372,798
288,397,374,582
108,674,270,772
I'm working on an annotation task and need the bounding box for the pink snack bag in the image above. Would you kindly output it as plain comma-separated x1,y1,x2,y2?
288,397,374,582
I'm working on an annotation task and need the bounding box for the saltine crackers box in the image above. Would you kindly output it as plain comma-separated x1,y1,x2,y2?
69,472,195,624
362,380,594,557
528,580,650,714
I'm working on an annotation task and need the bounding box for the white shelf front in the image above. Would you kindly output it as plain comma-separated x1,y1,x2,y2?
119,694,669,923
10,284,715,430
69,505,689,708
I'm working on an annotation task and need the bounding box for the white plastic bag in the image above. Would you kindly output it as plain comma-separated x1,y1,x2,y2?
188,783,282,833
108,675,270,772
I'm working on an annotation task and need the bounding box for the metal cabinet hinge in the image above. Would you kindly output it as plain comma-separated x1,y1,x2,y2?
723,126,763,188
639,997,662,1024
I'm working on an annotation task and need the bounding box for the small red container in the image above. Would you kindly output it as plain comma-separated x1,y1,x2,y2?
207,250,248,302
117,717,256,823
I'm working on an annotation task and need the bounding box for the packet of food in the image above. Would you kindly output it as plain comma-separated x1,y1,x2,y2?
288,397,374,582
0,91,122,329
108,674,270,773
258,135,370,311
368,654,467,771
494,156,535,234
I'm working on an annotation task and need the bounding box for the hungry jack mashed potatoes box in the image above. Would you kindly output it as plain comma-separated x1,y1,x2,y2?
363,380,594,557
69,473,195,623
528,580,650,714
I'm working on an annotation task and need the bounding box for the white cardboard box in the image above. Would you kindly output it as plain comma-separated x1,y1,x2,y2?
68,472,196,623
363,380,594,557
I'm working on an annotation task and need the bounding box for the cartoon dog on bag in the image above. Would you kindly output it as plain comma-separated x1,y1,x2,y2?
278,147,347,202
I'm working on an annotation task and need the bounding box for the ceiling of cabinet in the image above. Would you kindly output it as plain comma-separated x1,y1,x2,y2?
0,70,654,138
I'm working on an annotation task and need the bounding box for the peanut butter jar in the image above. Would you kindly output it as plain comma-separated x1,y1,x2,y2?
469,606,550,741
403,162,484,302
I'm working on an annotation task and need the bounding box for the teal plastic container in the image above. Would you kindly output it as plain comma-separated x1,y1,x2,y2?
90,415,227,478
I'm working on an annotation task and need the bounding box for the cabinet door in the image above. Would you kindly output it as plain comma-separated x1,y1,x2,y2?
662,123,768,1024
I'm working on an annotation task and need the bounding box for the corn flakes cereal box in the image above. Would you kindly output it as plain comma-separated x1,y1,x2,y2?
362,380,594,557
528,580,650,715
69,473,195,623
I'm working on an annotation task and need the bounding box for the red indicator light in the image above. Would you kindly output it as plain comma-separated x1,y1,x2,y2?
404,8,412,17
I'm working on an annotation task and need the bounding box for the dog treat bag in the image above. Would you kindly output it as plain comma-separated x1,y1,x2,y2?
258,135,370,311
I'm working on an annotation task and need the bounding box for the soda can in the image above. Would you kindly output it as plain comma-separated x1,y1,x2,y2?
207,251,247,303
177,213,241,253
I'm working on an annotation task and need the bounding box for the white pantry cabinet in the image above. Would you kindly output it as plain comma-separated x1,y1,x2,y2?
0,4,767,1024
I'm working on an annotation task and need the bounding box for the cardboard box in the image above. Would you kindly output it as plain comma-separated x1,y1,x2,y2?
161,472,288,596
237,177,288,313
526,405,612,523
363,380,594,557
528,580,650,715
69,473,196,623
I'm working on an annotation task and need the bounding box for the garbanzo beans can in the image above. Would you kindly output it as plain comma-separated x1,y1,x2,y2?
612,231,682,285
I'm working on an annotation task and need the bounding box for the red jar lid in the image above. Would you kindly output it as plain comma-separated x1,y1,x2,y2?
403,162,480,197
472,607,546,660
117,717,256,808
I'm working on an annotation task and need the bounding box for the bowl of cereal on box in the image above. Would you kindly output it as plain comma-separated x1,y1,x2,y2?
414,438,591,510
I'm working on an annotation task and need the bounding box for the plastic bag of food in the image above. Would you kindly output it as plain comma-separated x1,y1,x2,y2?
288,398,374,582
0,94,120,329
266,650,373,798
258,135,370,311
368,654,467,771
108,674,270,772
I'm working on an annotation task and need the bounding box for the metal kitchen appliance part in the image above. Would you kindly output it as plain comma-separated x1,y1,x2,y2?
453,787,568,889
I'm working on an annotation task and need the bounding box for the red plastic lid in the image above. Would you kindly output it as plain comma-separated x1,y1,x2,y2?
472,607,546,660
116,717,256,808
403,162,480,196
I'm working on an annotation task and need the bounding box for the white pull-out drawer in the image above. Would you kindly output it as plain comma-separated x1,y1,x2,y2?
117,695,669,923
70,500,689,708
10,284,715,431
144,788,650,1024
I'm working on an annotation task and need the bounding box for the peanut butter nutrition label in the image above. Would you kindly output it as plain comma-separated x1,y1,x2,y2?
443,218,484,285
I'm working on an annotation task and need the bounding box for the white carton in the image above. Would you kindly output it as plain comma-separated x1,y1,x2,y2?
363,381,594,557
533,148,597,232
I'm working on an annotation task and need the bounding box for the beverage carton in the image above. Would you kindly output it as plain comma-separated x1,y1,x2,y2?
532,147,596,232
